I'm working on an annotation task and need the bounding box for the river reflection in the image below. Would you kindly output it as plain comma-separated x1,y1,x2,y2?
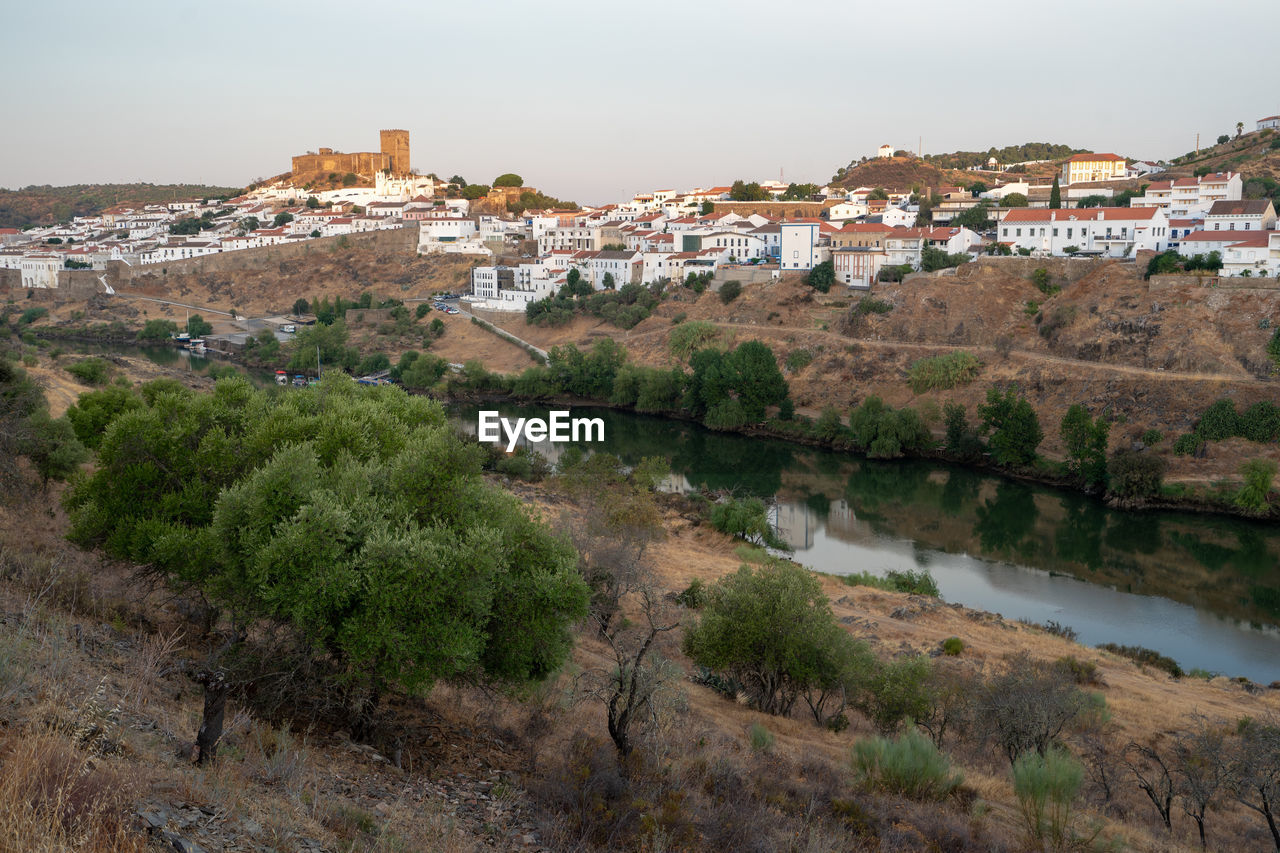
452,403,1280,682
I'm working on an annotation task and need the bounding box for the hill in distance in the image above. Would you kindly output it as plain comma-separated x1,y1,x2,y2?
0,183,243,229
831,142,1090,192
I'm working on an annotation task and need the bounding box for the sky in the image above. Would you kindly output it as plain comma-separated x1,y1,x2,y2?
3,0,1278,205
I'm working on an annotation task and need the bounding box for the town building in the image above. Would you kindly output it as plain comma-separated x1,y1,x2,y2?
998,208,1169,257
1060,153,1127,185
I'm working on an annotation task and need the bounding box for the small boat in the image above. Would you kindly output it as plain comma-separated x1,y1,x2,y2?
189,339,206,353
275,370,288,386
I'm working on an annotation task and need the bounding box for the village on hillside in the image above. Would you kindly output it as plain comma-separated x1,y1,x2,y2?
4,120,1280,307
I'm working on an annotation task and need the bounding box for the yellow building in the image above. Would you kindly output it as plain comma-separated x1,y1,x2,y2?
1060,152,1127,185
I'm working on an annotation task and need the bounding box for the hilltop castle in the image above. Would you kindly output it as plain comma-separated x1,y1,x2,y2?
291,129,411,177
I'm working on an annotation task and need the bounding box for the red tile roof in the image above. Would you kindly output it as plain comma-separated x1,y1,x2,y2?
1002,208,1159,223
1065,153,1125,163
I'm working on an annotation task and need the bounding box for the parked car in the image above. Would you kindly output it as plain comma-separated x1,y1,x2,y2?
281,324,296,333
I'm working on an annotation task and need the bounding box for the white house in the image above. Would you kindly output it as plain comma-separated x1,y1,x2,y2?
826,202,869,222
585,250,643,289
1258,116,1280,132
832,247,887,289
878,207,916,229
1176,230,1265,259
19,254,60,288
1129,172,1242,220
418,217,478,247
877,144,895,158
998,208,1169,257
699,231,767,261
780,222,821,271
1221,232,1280,278
1201,199,1276,233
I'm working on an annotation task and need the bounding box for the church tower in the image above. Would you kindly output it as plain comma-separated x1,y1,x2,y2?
379,129,411,176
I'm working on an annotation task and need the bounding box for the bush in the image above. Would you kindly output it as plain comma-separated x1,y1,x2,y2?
719,280,742,304
748,723,775,753
1030,268,1060,296
806,261,835,293
1240,401,1280,443
941,637,964,656
1012,747,1084,848
136,319,178,342
978,387,1042,467
668,321,721,361
1235,459,1276,514
1054,656,1100,686
885,569,940,596
64,358,113,386
852,728,963,801
1107,449,1166,499
785,348,814,372
907,351,981,393
854,297,893,315
1172,432,1203,456
709,497,788,550
1197,398,1241,441
17,307,48,326
1097,643,1183,677
675,578,708,609
1140,428,1163,446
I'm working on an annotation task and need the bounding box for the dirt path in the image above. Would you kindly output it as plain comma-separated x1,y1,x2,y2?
617,320,1258,384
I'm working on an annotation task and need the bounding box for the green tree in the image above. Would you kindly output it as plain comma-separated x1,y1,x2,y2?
1060,404,1110,487
1197,398,1241,441
273,212,294,228
952,201,992,231
65,376,589,733
288,319,350,371
683,558,867,716
493,173,524,187
137,318,178,342
978,387,1043,467
64,385,144,449
719,279,742,304
342,172,358,186
1108,449,1166,499
292,297,310,315
187,315,213,337
1003,193,1029,208
806,260,835,293
22,410,88,487
1218,134,1230,145
239,216,260,232
305,196,321,209
1048,176,1062,209
728,180,767,201
461,184,490,200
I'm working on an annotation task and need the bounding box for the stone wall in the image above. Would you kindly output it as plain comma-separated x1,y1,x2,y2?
290,150,391,176
711,200,841,219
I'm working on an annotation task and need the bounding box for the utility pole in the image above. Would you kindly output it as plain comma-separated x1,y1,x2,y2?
1195,133,1199,155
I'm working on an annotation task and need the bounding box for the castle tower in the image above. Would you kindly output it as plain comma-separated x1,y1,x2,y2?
379,129,410,176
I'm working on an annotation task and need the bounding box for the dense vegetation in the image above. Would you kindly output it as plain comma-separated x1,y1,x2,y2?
64,375,590,735
922,143,1084,171
0,183,241,228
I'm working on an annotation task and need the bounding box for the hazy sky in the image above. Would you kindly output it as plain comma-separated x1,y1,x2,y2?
3,0,1277,204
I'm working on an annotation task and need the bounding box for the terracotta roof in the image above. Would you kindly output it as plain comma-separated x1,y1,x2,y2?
1065,153,1125,163
1002,208,1159,223
1224,234,1272,248
1180,231,1256,242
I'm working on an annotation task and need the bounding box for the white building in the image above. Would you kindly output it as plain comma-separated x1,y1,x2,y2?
780,222,821,271
1221,232,1280,278
877,144,895,158
1202,199,1276,233
998,208,1169,257
826,202,868,222
417,217,478,247
1129,172,1242,220
832,247,886,289
19,254,60,288
1257,116,1280,132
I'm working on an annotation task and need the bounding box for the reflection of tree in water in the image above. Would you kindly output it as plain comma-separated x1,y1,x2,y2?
1053,493,1108,572
939,469,983,517
804,491,832,518
1104,511,1162,556
973,481,1040,560
845,458,930,511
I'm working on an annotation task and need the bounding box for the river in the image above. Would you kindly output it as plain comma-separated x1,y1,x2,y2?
451,402,1280,683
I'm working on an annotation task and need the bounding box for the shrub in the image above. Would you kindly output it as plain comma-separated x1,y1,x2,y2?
806,261,835,293
785,348,814,372
17,306,48,326
709,497,788,549
1240,401,1280,443
885,569,940,596
907,351,981,393
1097,643,1183,677
1055,656,1100,686
137,319,178,342
1235,459,1276,514
1197,398,1241,441
1012,747,1084,848
1107,449,1166,499
941,637,964,656
851,728,963,801
978,387,1042,467
748,723,775,753
668,320,721,360
1140,428,1164,446
64,358,113,386
855,655,934,734
675,578,708,609
854,297,893,315
719,280,742,304
1030,267,1060,296
1172,432,1202,456
1042,621,1078,641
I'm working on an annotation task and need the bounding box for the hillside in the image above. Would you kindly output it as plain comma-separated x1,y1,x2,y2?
1156,128,1280,205
479,258,1280,491
0,183,243,228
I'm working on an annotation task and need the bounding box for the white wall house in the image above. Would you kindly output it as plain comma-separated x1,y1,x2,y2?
418,217,477,247
832,247,886,289
1221,233,1280,278
780,222,820,271
1258,116,1280,131
19,254,60,288
1201,199,1276,233
998,208,1169,257
826,202,868,222
1129,172,1242,220
699,231,767,261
